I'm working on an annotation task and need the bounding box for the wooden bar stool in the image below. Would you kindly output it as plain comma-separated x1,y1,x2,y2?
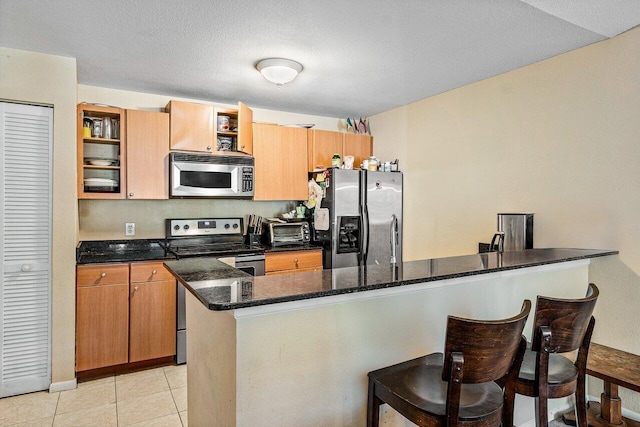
367,300,531,427
513,283,599,427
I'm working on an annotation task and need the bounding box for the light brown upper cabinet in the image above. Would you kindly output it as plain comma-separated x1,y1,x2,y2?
166,100,215,153
167,100,254,155
77,104,127,199
214,102,253,155
343,133,373,170
307,130,374,171
307,129,344,172
253,123,308,201
126,109,169,199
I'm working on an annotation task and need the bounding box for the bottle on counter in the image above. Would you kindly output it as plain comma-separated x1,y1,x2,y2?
331,153,341,168
367,156,378,171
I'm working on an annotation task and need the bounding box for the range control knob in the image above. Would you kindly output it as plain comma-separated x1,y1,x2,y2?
173,225,180,231
232,223,239,229
224,223,230,229
184,224,190,230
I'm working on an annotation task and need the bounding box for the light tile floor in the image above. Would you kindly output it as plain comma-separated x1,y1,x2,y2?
0,365,571,427
0,364,187,427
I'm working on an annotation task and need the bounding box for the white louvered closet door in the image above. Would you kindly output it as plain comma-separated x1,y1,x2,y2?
0,102,53,397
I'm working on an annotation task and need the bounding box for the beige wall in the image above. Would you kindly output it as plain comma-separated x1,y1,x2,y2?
0,47,78,385
372,26,640,411
76,85,342,240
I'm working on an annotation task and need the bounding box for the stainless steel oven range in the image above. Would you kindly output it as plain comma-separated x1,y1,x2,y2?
162,217,265,364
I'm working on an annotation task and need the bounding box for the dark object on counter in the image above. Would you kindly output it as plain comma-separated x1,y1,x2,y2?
514,283,598,427
367,300,531,427
480,213,534,253
245,233,261,246
490,231,505,252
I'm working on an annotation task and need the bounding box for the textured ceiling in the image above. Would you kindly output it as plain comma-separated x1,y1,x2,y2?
1,1,639,118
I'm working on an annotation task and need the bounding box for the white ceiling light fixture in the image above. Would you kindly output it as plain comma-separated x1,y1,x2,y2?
256,58,303,86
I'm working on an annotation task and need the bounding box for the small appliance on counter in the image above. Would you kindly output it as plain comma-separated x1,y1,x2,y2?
480,213,534,252
261,219,311,247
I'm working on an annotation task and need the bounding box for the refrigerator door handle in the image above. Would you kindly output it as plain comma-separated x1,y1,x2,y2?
390,214,398,263
360,171,369,265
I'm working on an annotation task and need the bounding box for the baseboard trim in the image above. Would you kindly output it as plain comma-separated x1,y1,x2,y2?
49,378,77,393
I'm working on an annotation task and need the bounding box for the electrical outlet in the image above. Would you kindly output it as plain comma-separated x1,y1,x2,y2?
125,223,135,236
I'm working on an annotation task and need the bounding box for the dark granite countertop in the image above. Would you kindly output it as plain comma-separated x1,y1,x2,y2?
164,248,618,311
77,239,175,264
76,238,322,264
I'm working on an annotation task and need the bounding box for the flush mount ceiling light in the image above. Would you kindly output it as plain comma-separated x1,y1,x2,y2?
256,58,303,86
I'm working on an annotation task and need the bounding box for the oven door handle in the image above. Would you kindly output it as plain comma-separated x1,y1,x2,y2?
234,254,266,262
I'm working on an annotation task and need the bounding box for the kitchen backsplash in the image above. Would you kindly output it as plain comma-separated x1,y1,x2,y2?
78,199,293,240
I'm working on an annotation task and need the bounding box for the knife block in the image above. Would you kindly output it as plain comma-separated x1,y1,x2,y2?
244,233,261,246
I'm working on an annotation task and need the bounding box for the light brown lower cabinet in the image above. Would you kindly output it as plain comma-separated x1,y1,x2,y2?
76,262,176,372
129,263,176,362
76,283,129,371
265,249,323,275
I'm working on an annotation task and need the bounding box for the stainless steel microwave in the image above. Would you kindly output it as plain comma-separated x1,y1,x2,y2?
170,153,254,198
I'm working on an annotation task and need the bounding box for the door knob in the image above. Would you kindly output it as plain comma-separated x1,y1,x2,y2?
21,264,31,272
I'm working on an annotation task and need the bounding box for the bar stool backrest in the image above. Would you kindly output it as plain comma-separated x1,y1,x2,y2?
531,283,599,353
442,300,531,384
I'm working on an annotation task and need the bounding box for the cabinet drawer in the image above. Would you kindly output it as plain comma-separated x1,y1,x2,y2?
266,267,320,276
130,262,174,283
266,250,322,273
77,264,129,287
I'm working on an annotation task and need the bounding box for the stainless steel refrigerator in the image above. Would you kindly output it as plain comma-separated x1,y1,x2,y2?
315,169,403,269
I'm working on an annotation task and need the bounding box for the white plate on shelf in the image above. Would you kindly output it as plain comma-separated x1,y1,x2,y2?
85,157,117,166
88,159,114,166
84,178,118,187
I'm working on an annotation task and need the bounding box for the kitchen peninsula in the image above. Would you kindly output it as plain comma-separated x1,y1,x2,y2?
165,248,617,426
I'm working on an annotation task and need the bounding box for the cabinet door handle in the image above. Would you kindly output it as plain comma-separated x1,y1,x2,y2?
134,286,139,291
152,269,157,275
206,145,212,151
129,193,134,197
101,272,107,277
240,145,245,150
294,258,299,265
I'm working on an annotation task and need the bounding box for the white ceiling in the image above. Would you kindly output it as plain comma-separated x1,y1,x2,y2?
2,1,639,118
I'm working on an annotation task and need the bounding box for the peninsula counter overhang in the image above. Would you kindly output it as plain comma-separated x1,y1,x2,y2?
164,248,617,311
